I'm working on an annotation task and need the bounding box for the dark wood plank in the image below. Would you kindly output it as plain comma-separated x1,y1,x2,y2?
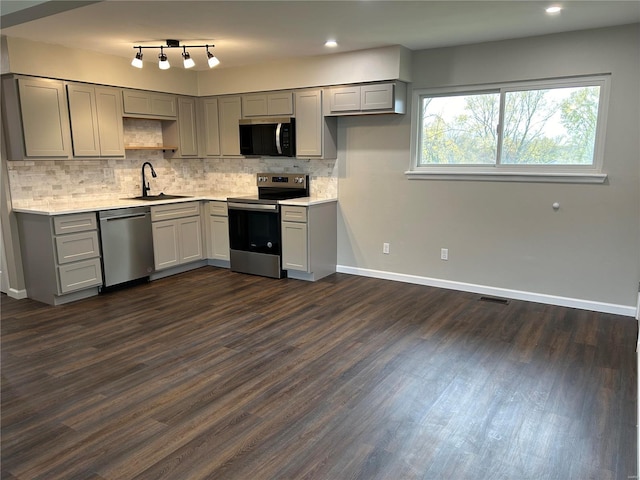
1,267,636,479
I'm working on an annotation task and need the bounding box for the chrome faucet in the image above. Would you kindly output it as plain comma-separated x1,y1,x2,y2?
141,162,157,197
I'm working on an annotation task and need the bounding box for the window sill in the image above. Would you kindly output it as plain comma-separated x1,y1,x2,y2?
404,170,608,184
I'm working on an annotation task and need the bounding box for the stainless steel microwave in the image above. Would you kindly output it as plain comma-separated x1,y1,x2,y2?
239,117,296,157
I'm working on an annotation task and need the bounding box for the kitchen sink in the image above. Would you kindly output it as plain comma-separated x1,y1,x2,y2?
126,193,192,201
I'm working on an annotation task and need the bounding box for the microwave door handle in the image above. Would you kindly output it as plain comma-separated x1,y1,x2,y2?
275,123,282,155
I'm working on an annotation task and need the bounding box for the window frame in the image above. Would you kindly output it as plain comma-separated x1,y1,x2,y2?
407,75,610,183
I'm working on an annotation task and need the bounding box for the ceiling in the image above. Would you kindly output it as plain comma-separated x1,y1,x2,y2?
1,1,639,71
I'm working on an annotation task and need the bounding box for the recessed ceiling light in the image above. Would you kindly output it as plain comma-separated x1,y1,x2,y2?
325,40,338,48
546,6,562,14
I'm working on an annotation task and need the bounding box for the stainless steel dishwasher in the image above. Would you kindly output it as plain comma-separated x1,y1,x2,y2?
98,206,155,287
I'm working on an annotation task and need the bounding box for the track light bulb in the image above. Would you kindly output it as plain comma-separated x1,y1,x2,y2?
158,49,170,70
131,48,143,68
207,50,220,68
182,49,195,68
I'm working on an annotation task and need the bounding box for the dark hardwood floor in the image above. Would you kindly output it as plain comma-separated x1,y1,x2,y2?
1,267,637,479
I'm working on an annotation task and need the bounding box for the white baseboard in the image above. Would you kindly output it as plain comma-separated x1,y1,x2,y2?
336,265,637,318
6,288,27,300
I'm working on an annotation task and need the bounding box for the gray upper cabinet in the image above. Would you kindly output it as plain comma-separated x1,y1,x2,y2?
67,83,125,157
122,89,177,118
198,97,221,157
294,88,337,159
242,91,294,117
1,76,73,159
177,96,198,156
162,96,198,158
324,81,407,115
218,96,243,156
95,87,126,156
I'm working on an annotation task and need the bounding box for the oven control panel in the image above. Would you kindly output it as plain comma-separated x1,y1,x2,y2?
257,173,307,188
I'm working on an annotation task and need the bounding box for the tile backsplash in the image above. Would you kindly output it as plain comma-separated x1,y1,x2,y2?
7,119,338,207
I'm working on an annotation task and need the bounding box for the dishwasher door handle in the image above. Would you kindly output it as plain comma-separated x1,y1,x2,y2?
103,213,149,221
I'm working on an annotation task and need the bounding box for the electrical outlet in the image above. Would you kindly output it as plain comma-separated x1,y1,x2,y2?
441,248,449,261
383,243,390,254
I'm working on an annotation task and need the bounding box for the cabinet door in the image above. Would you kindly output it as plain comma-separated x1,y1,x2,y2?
361,83,394,111
267,92,293,116
151,93,177,117
178,217,203,263
67,83,101,156
123,89,152,114
177,97,198,156
282,221,308,272
242,94,268,117
200,97,221,156
95,87,125,156
295,89,322,157
209,215,230,261
328,86,361,112
152,220,180,270
218,96,242,156
18,77,72,157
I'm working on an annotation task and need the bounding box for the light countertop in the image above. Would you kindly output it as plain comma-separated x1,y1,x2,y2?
12,192,337,215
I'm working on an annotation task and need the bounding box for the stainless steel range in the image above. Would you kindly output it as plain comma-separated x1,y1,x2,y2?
227,173,309,278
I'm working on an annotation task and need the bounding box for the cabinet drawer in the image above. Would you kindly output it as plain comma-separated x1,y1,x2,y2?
151,201,200,221
57,257,102,294
209,201,228,217
281,206,307,223
55,231,100,264
53,212,97,234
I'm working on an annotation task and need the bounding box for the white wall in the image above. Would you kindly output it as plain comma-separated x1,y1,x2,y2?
336,24,640,312
196,45,412,96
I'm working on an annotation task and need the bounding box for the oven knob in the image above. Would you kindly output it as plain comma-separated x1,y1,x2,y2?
267,241,273,249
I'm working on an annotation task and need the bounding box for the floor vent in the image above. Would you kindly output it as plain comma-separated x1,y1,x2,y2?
479,296,510,305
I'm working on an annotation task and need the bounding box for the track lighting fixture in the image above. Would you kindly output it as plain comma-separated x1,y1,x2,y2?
131,39,220,70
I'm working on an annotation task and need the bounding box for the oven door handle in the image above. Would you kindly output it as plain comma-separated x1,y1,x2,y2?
228,202,279,211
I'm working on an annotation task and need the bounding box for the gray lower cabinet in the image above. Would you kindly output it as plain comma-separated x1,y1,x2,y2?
16,212,103,305
206,201,230,264
151,202,203,270
281,203,337,281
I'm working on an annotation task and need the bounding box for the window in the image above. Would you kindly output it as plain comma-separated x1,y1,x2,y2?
408,75,609,182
